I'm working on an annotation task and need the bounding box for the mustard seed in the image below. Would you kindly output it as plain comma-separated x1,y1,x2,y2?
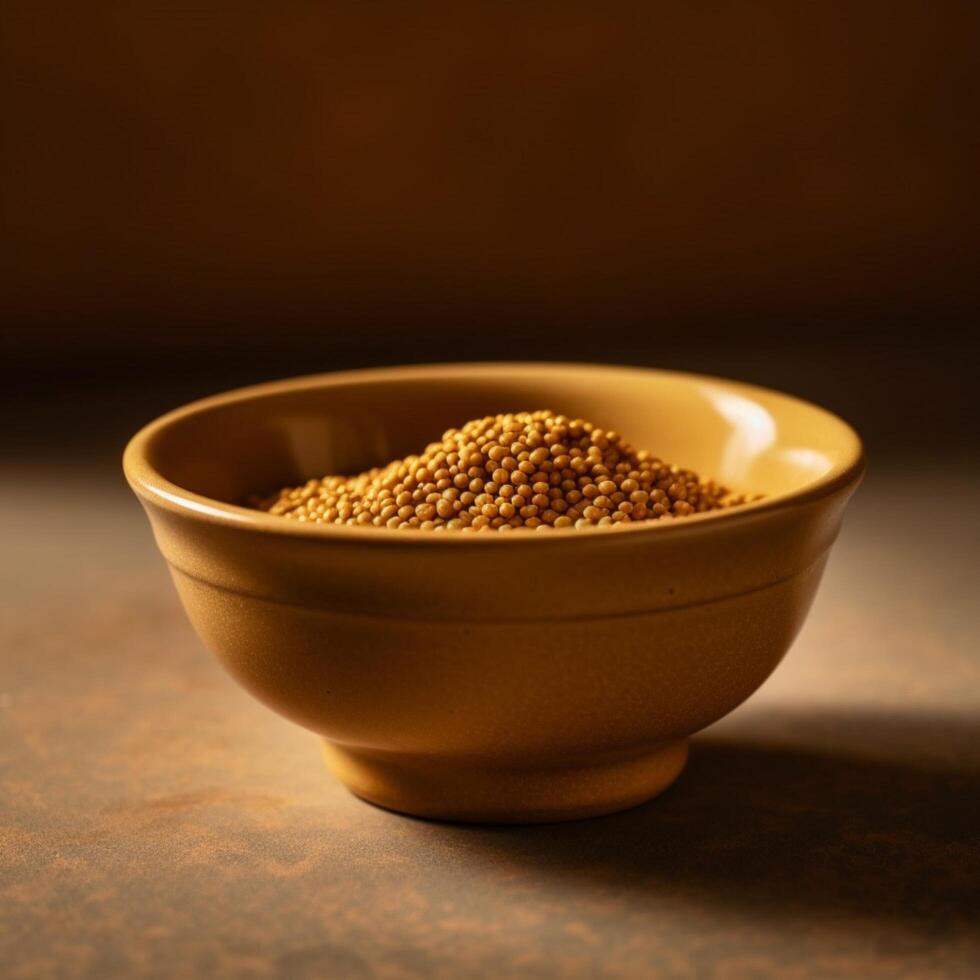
254,410,750,532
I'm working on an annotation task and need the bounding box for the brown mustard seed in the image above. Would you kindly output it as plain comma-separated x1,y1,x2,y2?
252,410,754,531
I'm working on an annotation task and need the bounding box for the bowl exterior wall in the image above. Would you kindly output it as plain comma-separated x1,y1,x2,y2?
168,555,827,762
140,486,847,762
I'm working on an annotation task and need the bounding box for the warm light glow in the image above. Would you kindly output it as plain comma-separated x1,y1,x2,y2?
707,389,777,482
780,446,833,479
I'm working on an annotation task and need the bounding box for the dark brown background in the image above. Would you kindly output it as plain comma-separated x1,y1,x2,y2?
3,1,978,463
2,5,979,979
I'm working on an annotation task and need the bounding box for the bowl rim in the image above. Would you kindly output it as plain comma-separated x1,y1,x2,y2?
123,361,865,546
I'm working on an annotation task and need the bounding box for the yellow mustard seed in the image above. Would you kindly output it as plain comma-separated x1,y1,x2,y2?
253,410,751,532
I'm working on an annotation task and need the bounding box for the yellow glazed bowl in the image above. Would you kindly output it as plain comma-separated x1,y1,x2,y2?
124,363,863,823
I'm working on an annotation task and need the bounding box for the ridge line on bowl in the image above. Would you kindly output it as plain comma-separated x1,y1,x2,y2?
167,555,826,625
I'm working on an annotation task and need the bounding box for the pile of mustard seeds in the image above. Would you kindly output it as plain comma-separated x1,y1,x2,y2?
254,411,750,532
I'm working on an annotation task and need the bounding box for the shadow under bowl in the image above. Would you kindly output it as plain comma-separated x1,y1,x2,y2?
123,362,864,822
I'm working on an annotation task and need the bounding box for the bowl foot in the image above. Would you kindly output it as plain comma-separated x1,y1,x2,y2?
322,739,689,824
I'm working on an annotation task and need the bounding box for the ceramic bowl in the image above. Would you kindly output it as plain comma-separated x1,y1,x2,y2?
124,363,863,823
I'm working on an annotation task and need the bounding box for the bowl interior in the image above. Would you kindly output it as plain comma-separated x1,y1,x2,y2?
139,364,860,510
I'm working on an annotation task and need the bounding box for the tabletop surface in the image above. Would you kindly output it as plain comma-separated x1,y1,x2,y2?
2,461,978,979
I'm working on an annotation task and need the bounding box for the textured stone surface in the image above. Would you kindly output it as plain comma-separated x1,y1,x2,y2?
1,464,978,978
